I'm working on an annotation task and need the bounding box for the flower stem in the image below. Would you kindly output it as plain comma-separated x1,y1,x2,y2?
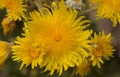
78,6,97,16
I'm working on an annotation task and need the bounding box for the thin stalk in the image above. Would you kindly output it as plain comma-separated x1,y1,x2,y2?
78,6,97,16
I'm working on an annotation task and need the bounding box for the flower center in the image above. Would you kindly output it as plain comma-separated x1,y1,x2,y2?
29,50,40,59
4,1,14,9
92,44,103,57
54,34,62,41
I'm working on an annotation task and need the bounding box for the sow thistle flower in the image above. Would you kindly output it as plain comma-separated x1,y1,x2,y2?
0,41,11,69
75,58,91,77
90,0,120,27
89,31,115,68
12,34,45,69
0,0,26,21
12,0,92,75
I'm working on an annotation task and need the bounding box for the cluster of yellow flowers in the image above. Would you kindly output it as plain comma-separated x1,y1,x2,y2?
0,0,117,77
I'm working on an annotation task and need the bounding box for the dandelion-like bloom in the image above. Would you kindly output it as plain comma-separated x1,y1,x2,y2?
89,31,115,68
23,0,92,75
12,34,45,69
75,58,90,77
0,41,10,69
90,0,120,27
0,0,26,21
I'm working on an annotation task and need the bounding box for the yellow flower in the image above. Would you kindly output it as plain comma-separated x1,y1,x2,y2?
25,0,92,75
2,17,16,36
0,41,10,69
12,34,45,69
90,0,120,27
0,0,26,21
75,58,90,77
89,31,115,68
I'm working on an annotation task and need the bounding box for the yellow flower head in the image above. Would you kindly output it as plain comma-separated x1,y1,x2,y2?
12,34,45,69
75,58,90,77
90,0,120,27
2,17,16,36
24,0,92,75
89,31,115,68
0,0,26,21
0,41,10,69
